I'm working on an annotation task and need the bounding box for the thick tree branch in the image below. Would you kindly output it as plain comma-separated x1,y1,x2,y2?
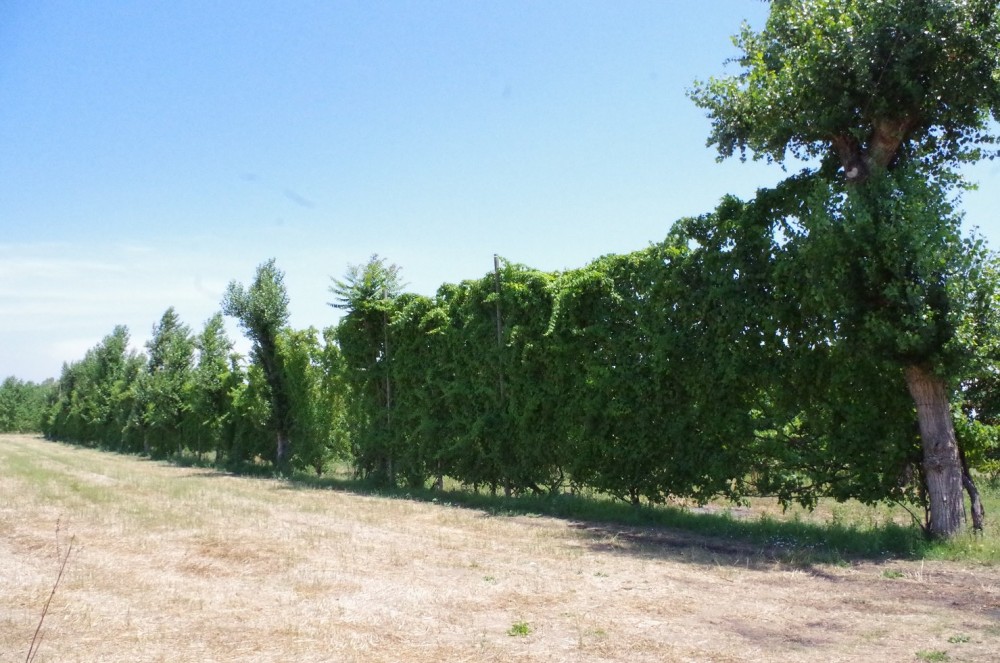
832,116,919,182
831,134,867,181
869,116,919,169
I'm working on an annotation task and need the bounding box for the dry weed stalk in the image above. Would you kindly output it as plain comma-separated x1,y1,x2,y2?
25,535,75,663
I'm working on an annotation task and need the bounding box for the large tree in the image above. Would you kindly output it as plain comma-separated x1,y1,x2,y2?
691,0,1000,537
222,259,294,470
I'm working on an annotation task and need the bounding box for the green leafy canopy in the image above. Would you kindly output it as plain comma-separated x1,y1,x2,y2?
690,0,1000,174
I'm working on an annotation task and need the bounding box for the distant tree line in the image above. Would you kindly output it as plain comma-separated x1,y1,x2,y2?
0,377,54,433
42,296,349,476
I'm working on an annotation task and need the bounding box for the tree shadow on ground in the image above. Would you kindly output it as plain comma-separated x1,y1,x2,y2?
270,469,929,567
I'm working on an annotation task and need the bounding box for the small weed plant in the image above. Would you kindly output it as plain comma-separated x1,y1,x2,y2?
508,620,532,637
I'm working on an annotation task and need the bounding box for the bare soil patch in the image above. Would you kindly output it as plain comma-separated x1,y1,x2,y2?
2,434,998,662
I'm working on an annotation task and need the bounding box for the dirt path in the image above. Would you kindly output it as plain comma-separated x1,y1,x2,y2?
1,434,998,662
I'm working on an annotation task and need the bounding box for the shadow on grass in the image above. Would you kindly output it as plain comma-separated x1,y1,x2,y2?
277,470,930,565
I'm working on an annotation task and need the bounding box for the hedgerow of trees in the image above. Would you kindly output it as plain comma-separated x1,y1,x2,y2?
35,227,1000,534
28,1,1000,538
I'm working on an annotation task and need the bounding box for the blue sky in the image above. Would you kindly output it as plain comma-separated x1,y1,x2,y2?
2,1,998,383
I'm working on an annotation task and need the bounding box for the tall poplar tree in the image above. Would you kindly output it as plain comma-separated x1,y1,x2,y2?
222,259,294,470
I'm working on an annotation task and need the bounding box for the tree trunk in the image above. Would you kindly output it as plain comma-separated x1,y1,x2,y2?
904,364,965,538
276,431,290,470
960,449,985,532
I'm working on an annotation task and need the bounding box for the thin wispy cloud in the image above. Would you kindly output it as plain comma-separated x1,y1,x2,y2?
283,189,316,209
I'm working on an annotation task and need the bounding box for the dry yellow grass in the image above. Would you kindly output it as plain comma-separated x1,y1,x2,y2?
2,433,999,662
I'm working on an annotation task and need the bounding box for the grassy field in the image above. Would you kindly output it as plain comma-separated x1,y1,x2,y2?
2,434,999,662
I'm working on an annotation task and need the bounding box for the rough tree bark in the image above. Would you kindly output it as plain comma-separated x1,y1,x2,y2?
904,364,965,538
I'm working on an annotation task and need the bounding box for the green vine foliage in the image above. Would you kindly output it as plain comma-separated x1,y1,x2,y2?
431,278,505,491
489,261,564,494
332,256,405,483
661,209,780,505
277,327,350,475
327,204,998,508
549,248,683,504
381,293,446,488
393,262,564,494
338,259,566,494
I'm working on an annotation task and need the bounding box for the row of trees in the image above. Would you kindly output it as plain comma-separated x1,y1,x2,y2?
28,1,1000,537
34,227,999,523
43,293,349,475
